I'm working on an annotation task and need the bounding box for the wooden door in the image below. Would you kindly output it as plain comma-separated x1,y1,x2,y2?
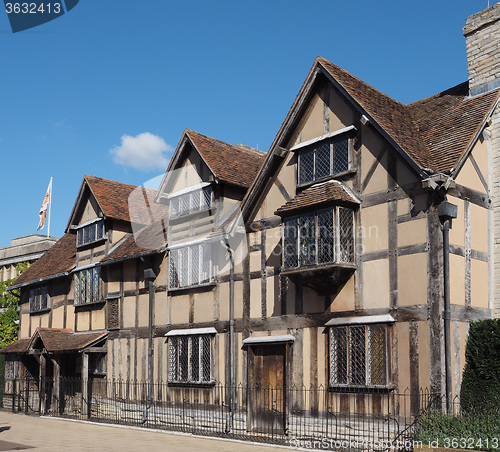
247,344,286,434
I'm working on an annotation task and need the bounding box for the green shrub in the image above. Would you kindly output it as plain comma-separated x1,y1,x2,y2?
416,409,500,451
460,319,500,412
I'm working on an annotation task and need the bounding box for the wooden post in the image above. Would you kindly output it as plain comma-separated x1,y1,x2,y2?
51,357,61,415
81,353,89,417
39,354,46,415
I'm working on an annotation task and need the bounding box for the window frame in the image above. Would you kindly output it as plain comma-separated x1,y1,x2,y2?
296,132,353,187
329,323,390,389
169,185,213,220
77,219,106,248
29,286,49,313
282,206,355,270
168,242,213,290
167,333,215,385
74,266,102,306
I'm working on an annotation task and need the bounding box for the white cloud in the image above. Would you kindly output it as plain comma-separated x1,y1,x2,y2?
110,132,172,171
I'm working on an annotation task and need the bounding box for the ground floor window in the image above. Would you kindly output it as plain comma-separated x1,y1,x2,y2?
5,355,21,379
329,324,389,387
167,332,214,384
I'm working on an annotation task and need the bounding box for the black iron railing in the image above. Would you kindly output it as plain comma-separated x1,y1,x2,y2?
1,377,439,450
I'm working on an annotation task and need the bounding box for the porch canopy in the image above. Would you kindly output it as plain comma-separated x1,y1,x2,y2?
1,328,108,355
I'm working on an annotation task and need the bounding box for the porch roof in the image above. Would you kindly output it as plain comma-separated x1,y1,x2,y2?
275,180,360,217
29,328,108,353
0,338,30,354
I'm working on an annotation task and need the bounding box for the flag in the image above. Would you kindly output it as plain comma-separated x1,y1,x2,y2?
37,178,52,231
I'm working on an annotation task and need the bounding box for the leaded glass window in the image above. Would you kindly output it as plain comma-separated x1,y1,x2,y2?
283,207,354,269
329,324,388,387
29,286,48,312
77,220,105,247
168,334,214,384
297,134,350,185
74,267,101,305
170,186,213,219
168,242,213,289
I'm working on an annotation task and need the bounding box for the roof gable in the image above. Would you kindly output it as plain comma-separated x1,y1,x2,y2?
156,129,265,201
241,56,499,223
66,176,145,232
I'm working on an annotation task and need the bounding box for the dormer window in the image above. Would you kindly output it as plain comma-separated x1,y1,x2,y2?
77,219,105,247
294,128,354,187
169,186,212,219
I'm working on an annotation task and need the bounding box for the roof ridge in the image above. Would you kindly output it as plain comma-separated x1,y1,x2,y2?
317,56,406,108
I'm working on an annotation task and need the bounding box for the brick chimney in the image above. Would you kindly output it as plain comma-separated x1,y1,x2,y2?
464,3,500,96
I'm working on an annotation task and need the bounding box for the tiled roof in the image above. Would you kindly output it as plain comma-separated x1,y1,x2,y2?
86,176,161,225
275,180,360,216
186,130,266,189
100,220,167,265
0,338,30,354
32,328,107,353
407,82,499,173
318,57,499,174
10,233,76,289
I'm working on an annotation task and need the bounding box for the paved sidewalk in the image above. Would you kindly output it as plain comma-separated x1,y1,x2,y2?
0,411,284,452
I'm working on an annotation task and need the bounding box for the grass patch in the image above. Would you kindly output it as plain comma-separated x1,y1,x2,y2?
416,409,500,451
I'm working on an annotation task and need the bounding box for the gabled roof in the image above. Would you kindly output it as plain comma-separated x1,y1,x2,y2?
186,130,266,188
407,82,499,173
241,56,500,223
100,220,167,266
66,176,160,232
157,130,266,199
10,233,76,290
275,181,360,217
0,338,30,354
29,328,107,353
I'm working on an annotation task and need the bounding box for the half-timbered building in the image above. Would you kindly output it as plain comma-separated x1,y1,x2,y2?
3,3,500,435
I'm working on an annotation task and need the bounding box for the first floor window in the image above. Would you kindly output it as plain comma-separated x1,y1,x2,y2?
77,220,105,247
298,133,350,185
29,286,48,312
168,242,212,289
283,206,355,269
74,267,101,305
329,324,389,387
168,334,214,384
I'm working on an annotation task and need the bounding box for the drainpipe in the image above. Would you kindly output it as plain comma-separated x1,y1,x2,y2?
142,266,156,423
222,237,235,432
438,201,457,414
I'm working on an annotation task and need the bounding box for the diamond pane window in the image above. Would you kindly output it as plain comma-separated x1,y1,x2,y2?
170,186,213,219
297,134,350,185
168,334,214,384
283,218,298,269
74,267,101,305
29,286,48,313
77,220,105,247
329,324,389,387
339,207,355,263
299,214,316,266
299,147,314,185
315,141,331,179
168,242,212,289
332,136,350,174
283,207,354,269
318,209,335,263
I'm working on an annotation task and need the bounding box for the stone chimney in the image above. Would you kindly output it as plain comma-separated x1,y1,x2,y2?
464,3,500,96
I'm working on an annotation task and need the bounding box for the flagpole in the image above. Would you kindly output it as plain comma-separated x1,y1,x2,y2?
47,175,53,237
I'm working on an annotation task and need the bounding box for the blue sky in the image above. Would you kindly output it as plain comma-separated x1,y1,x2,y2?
0,0,491,247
